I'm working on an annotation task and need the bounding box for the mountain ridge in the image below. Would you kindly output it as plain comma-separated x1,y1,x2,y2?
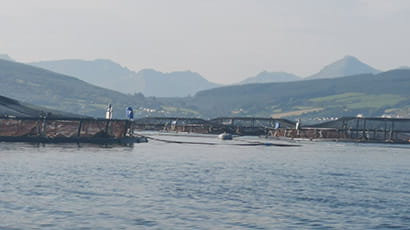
189,69,410,118
0,59,152,118
1,58,410,119
308,56,380,79
239,71,300,84
29,55,386,92
134,68,220,97
29,59,220,97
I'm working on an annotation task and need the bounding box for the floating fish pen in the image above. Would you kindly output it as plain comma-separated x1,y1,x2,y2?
123,116,410,144
0,117,147,145
133,117,296,135
268,117,410,144
133,117,223,134
210,117,295,136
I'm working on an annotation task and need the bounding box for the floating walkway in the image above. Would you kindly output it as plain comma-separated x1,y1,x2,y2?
133,117,295,135
268,117,410,144
2,115,409,145
133,116,410,144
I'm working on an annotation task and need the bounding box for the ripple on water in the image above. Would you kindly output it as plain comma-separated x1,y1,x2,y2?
0,141,410,229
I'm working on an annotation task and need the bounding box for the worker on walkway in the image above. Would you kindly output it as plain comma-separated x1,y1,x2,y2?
126,107,134,121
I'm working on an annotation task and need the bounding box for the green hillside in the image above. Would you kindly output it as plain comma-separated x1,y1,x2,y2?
0,59,196,118
187,70,410,118
0,95,88,118
1,59,410,119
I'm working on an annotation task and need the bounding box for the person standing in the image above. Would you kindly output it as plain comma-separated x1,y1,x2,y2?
126,107,134,120
106,104,113,119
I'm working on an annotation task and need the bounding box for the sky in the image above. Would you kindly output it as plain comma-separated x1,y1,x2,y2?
1,0,410,84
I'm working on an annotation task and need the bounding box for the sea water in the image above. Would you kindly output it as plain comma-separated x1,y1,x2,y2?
0,136,409,229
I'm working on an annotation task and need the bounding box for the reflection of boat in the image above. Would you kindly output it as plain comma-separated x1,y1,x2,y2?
218,132,232,140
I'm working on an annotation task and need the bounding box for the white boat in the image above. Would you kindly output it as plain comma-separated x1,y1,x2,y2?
218,132,233,140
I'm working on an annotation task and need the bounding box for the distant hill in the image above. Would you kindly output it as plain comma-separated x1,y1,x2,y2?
135,69,220,97
187,69,410,118
0,59,160,118
239,71,300,84
0,59,205,118
29,59,220,97
308,56,380,79
0,54,14,62
4,57,410,119
30,59,138,94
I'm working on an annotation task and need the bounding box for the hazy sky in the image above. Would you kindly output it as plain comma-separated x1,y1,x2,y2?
1,0,409,84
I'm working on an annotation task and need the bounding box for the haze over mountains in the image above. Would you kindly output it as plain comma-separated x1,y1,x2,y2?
30,55,384,93
30,59,220,97
30,59,137,94
239,71,300,84
307,56,380,79
237,56,383,83
0,54,14,62
133,69,220,97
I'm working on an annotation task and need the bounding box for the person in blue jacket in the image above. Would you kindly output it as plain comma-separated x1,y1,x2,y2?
126,107,134,120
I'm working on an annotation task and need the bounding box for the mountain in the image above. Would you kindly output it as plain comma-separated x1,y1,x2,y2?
29,59,137,94
29,59,220,97
0,54,14,62
0,59,205,118
187,69,410,118
134,69,220,97
240,71,300,84
308,56,380,79
0,59,157,118
5,57,410,119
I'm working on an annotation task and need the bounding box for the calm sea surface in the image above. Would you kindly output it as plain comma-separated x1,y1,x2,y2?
1,135,410,229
